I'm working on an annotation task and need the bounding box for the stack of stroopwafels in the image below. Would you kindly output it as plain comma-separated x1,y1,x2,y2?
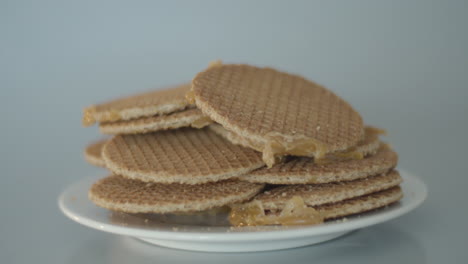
83,63,402,226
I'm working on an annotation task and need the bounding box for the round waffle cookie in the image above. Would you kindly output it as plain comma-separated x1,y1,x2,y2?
84,139,107,167
191,64,364,167
316,186,403,219
229,185,403,226
345,126,383,157
239,144,398,185
102,127,265,184
255,170,402,211
99,108,211,135
210,125,383,161
89,175,265,213
83,83,192,126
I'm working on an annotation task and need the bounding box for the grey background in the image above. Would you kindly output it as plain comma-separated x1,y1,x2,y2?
1,0,467,263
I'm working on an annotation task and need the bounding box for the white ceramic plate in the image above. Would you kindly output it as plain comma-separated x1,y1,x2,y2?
58,170,427,252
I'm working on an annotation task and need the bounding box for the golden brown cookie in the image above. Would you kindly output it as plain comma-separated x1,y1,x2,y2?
83,84,192,126
190,64,364,167
255,170,402,210
89,175,265,213
239,144,397,184
99,108,211,134
84,139,107,167
229,186,403,226
102,128,265,184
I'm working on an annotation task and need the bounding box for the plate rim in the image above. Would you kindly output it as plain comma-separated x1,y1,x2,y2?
58,170,427,241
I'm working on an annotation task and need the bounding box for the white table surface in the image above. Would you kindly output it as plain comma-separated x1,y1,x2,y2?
2,1,467,263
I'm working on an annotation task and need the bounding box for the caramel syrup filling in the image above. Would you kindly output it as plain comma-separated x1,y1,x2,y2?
262,132,328,168
364,126,387,136
191,115,214,129
316,149,364,164
82,106,98,126
208,60,223,68
185,90,196,104
229,196,324,227
82,106,123,127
